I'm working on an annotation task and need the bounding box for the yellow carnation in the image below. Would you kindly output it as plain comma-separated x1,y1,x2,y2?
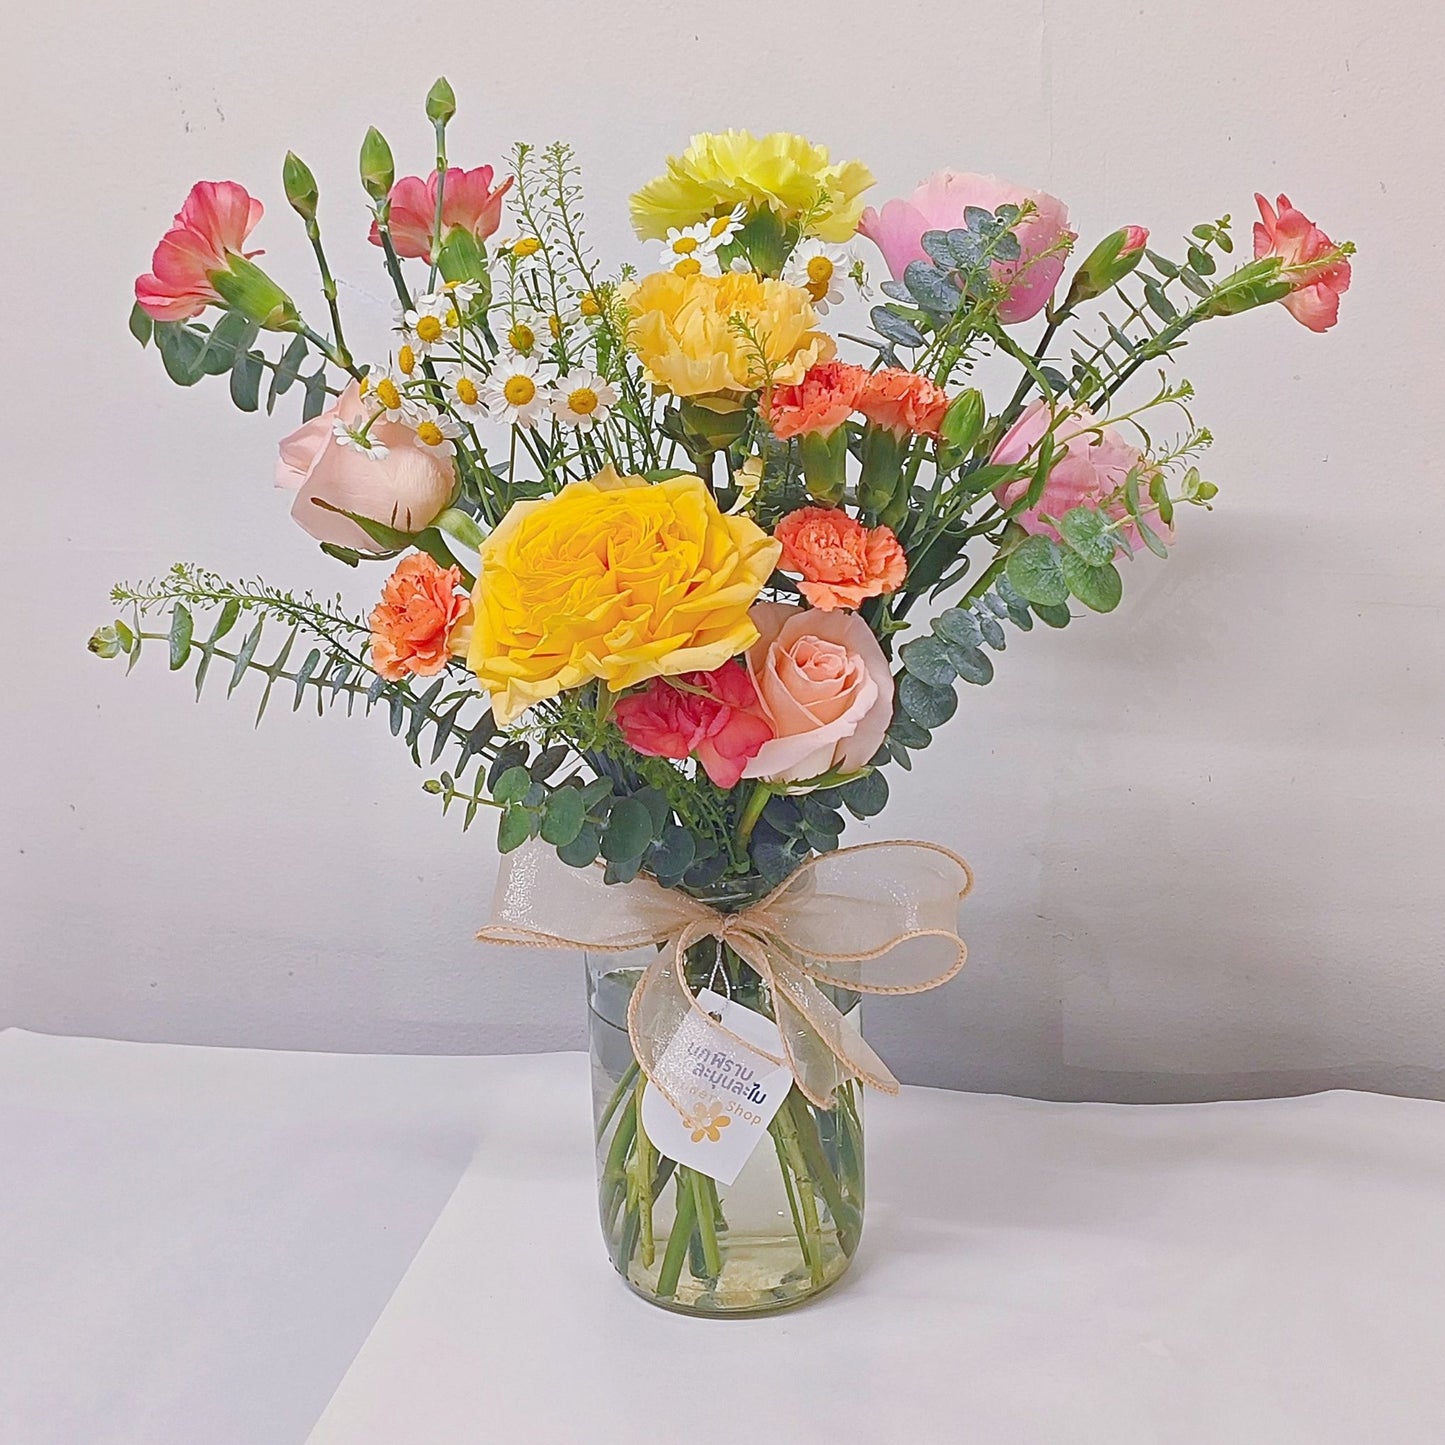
630,131,874,244
467,467,781,725
625,271,835,398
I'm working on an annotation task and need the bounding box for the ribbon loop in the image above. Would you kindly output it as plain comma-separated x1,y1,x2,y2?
477,838,973,1112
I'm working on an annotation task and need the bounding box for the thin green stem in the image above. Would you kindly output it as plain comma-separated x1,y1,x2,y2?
655,1171,697,1299
690,1171,723,1279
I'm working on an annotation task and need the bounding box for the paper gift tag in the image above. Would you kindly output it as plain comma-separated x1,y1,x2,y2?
639,988,795,1186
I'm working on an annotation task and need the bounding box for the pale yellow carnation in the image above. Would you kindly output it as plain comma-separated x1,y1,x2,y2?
624,271,835,399
631,131,874,244
467,467,781,725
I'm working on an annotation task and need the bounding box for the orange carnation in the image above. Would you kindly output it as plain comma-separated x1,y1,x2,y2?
774,506,907,611
855,368,950,437
369,553,472,681
766,360,869,440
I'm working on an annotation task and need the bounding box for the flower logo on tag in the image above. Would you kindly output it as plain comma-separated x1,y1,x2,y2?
688,1105,732,1144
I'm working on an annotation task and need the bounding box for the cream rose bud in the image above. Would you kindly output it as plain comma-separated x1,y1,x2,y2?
742,603,895,784
274,381,455,551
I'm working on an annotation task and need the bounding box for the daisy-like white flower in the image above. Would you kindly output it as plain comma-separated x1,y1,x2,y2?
782,239,855,314
396,291,459,356
502,234,545,273
408,403,464,458
443,367,489,423
361,368,418,424
332,419,389,460
701,203,747,249
540,305,579,346
443,278,483,309
551,370,618,429
481,355,549,429
656,222,723,278
499,310,550,358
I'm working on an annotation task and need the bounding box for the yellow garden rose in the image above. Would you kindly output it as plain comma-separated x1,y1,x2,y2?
625,271,835,399
630,131,874,244
467,467,781,725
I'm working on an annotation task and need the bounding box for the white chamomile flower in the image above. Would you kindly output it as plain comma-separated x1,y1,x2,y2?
361,368,417,423
395,291,459,355
408,403,464,459
332,419,389,460
728,255,753,274
443,278,483,309
499,310,550,358
551,370,618,430
482,355,549,429
443,368,489,423
657,223,723,278
701,203,747,249
540,305,580,345
502,234,545,273
783,239,854,313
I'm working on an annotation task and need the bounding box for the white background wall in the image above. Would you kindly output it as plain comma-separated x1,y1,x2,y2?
4,0,1442,1101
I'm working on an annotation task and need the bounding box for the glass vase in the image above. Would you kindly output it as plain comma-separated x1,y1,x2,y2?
586,937,865,1317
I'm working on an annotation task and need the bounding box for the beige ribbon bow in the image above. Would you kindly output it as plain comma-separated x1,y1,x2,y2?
478,839,974,1113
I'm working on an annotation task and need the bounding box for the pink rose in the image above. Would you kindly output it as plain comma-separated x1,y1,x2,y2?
859,171,1074,324
135,181,264,322
742,604,894,784
369,167,513,263
275,382,455,550
1252,193,1351,333
614,662,774,789
992,400,1168,548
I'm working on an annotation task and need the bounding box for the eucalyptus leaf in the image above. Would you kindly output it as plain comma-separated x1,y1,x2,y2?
898,635,956,687
1060,553,1123,612
229,349,264,412
167,603,193,670
1057,506,1115,566
492,765,532,805
1005,534,1069,607
557,822,602,868
898,674,957,728
540,787,586,847
840,770,889,819
601,796,653,863
497,805,532,854
870,306,926,349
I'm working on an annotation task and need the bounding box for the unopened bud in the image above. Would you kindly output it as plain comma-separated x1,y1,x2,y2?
798,428,849,505
1064,226,1151,309
425,77,457,127
939,388,986,453
282,151,319,222
360,126,395,201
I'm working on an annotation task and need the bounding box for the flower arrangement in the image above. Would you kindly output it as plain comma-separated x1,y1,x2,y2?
95,78,1352,1314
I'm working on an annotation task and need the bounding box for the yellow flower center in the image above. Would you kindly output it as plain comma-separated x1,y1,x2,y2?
579,291,602,317
512,236,541,258
415,315,443,343
358,375,371,396
547,314,563,339
503,375,537,406
455,376,479,406
708,215,735,238
671,235,699,255
445,307,459,329
508,323,537,351
806,255,834,285
416,421,445,447
375,377,401,411
567,387,599,416
398,344,416,375
672,256,702,277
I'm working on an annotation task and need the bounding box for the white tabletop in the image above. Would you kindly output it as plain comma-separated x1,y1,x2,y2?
3,1029,1443,1444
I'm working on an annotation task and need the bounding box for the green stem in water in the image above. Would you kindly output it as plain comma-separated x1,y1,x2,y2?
632,1074,656,1269
655,1171,698,1299
689,1170,723,1280
596,1059,639,1140
772,1123,823,1285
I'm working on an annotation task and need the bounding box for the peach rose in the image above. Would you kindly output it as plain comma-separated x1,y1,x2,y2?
766,360,869,440
742,603,894,783
275,381,456,550
369,553,471,681
775,507,907,611
855,368,950,438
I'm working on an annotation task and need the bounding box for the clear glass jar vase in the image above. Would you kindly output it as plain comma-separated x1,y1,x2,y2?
587,935,865,1317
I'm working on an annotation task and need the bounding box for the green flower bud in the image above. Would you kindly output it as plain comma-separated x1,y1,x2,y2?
210,255,299,332
856,426,907,518
798,428,849,505
939,388,986,453
88,624,124,659
360,126,395,201
282,151,319,221
425,76,457,126
1063,226,1150,310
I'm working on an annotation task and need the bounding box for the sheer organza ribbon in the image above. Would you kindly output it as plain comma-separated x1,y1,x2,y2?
477,840,974,1113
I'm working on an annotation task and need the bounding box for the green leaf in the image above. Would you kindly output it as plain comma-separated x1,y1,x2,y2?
898,674,957,727
267,335,309,413
647,824,696,882
497,805,531,854
228,619,264,695
601,796,653,863
301,369,329,422
1137,517,1171,560
167,603,193,670
492,764,532,805
1060,553,1123,613
154,323,208,386
903,261,959,314
487,743,528,789
1142,278,1178,322
1005,535,1069,607
529,744,570,782
557,822,602,868
898,636,956,687
1033,601,1072,628
935,608,983,650
128,303,153,347
202,312,259,374
887,714,932,750
1057,507,1115,566
840,770,889,819
948,646,994,686
870,306,926,349
604,855,645,886
577,777,614,809
229,349,264,412
539,787,586,847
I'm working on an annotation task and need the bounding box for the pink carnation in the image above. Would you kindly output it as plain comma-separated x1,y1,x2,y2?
134,181,264,322
369,167,513,263
1252,193,1351,333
